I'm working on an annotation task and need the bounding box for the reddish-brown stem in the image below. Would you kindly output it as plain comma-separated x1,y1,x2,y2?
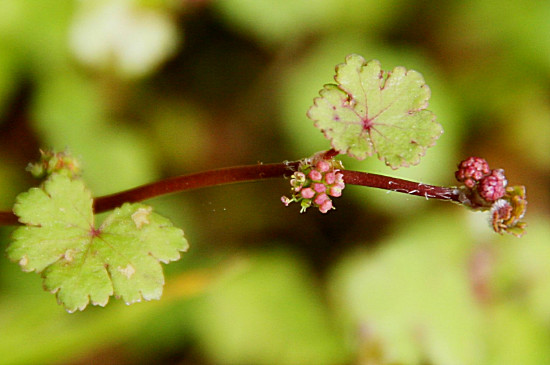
0,160,461,226
93,162,301,213
322,149,340,160
0,211,19,226
341,170,460,202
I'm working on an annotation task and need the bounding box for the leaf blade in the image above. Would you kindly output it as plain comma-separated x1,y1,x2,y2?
97,203,188,305
308,54,443,168
7,174,188,312
8,174,93,273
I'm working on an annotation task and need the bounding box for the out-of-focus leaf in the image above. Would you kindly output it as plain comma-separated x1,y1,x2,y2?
486,303,550,365
31,71,158,194
500,88,550,171
494,218,550,323
0,0,74,74
193,249,349,365
443,0,550,68
330,211,485,364
213,0,409,46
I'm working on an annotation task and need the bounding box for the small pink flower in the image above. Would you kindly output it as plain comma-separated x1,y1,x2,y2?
281,196,292,206
309,170,323,181
316,160,330,173
313,183,326,193
290,172,308,191
291,172,306,186
281,156,345,214
478,169,507,202
325,172,336,185
334,181,345,190
319,199,333,213
301,187,315,199
329,186,342,197
314,193,329,205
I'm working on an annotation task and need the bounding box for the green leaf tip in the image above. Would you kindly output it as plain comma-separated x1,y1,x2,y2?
307,54,443,169
7,174,188,313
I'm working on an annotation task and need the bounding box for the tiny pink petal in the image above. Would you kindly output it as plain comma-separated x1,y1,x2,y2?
316,160,330,173
293,172,306,183
334,180,345,189
329,186,342,197
319,199,333,213
281,196,292,206
301,187,315,199
325,172,336,185
309,170,323,181
314,193,329,205
313,183,326,193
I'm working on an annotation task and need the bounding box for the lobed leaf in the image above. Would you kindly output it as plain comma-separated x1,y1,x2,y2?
7,174,188,312
307,54,443,169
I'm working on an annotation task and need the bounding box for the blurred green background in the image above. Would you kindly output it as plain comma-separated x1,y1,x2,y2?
0,0,549,364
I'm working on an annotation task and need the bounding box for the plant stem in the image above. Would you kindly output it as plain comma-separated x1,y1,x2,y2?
0,211,19,226
0,161,461,226
341,170,460,202
94,162,301,213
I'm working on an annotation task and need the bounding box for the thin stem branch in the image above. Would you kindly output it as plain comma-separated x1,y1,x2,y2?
94,162,301,213
0,161,461,226
341,170,460,202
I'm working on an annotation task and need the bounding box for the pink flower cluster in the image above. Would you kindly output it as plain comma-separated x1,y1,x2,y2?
455,157,507,203
281,159,345,213
478,169,507,202
455,156,490,188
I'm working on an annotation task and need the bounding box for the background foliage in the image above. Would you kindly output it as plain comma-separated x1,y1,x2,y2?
0,0,548,364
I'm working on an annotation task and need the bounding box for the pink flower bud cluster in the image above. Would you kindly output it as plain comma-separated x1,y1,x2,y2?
455,156,490,188
455,157,527,236
478,169,507,202
281,159,345,213
455,157,508,203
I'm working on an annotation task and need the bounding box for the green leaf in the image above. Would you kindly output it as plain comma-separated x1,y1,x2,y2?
194,249,349,365
7,174,188,313
307,54,443,169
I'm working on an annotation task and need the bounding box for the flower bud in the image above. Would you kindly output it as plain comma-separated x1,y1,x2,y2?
313,183,326,193
301,187,315,199
329,186,342,197
309,170,323,181
319,199,333,213
316,160,331,173
325,172,336,185
314,193,329,205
